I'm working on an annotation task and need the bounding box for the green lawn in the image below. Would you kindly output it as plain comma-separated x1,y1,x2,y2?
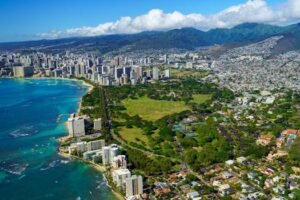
171,69,210,78
191,94,212,104
119,126,150,147
122,96,190,121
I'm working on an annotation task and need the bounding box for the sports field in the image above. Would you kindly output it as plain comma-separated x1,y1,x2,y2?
119,126,150,147
122,96,189,121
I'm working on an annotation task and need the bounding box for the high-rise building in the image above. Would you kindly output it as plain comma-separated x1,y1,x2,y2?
134,66,143,79
152,67,160,80
68,142,87,154
75,64,81,77
101,65,108,74
80,65,86,77
102,145,119,165
120,74,128,85
112,169,131,189
114,67,123,81
126,175,143,197
163,54,168,63
164,69,170,78
67,115,90,137
102,147,111,165
130,69,137,80
53,69,63,78
87,140,105,151
13,66,34,77
114,56,121,67
113,155,127,169
123,66,131,79
110,146,119,163
94,118,102,131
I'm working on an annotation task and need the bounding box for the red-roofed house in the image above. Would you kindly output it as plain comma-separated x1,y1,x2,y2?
256,135,273,146
282,129,299,135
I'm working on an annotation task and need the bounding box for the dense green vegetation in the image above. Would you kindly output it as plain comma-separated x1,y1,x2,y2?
81,85,112,141
184,119,232,170
126,147,174,175
289,138,300,166
81,76,300,178
107,78,233,103
106,77,236,174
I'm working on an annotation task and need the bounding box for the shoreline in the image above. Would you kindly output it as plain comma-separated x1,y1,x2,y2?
58,152,124,200
5,76,122,200
75,79,94,115
2,77,94,115
56,79,124,200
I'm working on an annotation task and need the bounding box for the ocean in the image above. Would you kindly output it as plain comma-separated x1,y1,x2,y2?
0,78,116,200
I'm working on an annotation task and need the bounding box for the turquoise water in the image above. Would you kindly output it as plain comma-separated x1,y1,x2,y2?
0,78,116,200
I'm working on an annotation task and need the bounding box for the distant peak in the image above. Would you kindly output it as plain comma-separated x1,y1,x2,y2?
233,23,260,29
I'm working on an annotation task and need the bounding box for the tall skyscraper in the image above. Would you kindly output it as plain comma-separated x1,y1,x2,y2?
123,66,131,79
102,145,119,165
13,66,34,77
114,67,123,81
126,175,143,197
113,169,131,189
87,140,105,151
152,67,160,80
113,155,127,169
67,115,90,137
93,118,102,131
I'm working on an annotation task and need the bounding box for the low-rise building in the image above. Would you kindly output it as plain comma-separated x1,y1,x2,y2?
256,134,273,146
218,184,234,197
187,191,201,200
237,157,247,164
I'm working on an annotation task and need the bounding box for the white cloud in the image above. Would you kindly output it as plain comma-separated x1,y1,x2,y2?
38,0,300,39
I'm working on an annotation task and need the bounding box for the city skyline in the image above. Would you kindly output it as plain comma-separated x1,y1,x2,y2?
0,0,297,42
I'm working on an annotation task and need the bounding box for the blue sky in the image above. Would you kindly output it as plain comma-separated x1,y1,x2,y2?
0,0,291,42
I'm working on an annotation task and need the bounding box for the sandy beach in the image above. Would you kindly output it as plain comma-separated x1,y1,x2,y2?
74,79,94,115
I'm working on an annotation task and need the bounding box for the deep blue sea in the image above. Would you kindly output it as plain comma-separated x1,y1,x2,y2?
0,78,116,200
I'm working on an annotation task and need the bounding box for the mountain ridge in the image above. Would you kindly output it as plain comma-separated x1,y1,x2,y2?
1,22,299,54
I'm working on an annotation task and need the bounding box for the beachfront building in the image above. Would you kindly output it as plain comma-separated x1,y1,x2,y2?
112,168,131,189
102,145,119,165
68,142,87,155
126,175,143,197
67,115,90,137
113,155,127,169
83,149,102,160
87,140,105,151
94,118,102,131
13,66,34,77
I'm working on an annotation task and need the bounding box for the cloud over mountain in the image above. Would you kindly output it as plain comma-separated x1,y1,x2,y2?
38,0,300,39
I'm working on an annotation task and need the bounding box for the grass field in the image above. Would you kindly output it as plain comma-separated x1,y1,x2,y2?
122,96,189,121
119,126,150,147
171,69,210,78
191,94,212,104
